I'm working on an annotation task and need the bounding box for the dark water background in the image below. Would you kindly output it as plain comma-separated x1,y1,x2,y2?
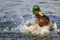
0,0,60,40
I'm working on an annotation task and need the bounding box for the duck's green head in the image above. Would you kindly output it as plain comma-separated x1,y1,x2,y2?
32,5,44,16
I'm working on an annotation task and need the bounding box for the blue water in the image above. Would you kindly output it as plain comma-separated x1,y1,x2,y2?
0,0,60,40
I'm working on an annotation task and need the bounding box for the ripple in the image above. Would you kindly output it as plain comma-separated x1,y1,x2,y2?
38,2,46,4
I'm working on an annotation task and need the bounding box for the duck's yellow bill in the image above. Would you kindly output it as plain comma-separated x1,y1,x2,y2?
38,11,44,16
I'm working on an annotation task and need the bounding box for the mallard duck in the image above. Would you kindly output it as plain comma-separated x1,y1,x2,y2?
24,5,57,39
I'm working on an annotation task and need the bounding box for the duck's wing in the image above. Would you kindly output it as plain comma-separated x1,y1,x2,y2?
51,21,57,33
53,21,60,33
49,20,57,32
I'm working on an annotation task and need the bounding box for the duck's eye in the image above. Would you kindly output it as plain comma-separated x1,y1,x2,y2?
34,8,39,11
36,9,39,10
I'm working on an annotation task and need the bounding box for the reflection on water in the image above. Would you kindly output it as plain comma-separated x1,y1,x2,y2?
0,0,60,40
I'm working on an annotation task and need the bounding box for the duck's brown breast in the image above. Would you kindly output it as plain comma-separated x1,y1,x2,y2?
35,15,50,27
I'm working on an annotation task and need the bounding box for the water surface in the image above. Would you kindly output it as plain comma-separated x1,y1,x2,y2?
0,0,60,40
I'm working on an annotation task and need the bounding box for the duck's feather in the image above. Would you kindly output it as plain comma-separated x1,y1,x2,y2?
24,19,57,35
